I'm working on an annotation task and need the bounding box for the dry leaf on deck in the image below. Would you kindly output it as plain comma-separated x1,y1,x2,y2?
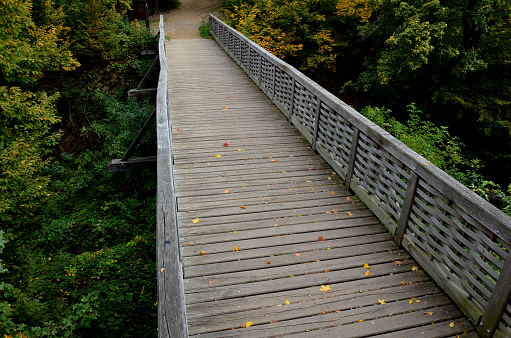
363,263,371,269
319,285,331,292
285,299,290,305
200,251,206,256
317,236,324,241
378,299,386,305
412,266,419,271
233,247,239,252
215,154,222,158
223,143,230,147
192,218,201,224
241,206,247,209
364,270,371,276
395,261,403,266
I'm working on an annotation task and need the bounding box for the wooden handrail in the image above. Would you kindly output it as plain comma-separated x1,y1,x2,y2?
209,14,511,337
156,15,188,337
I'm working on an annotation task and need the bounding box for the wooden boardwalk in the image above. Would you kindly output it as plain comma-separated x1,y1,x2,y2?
166,39,476,337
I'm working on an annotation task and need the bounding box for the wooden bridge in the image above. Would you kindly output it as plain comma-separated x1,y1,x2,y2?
146,16,511,337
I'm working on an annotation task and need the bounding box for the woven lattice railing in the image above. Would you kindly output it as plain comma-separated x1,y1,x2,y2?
209,14,511,338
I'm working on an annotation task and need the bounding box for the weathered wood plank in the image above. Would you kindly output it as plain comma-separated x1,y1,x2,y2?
190,282,442,337
182,232,391,268
186,269,432,318
157,17,187,337
164,36,476,338
184,260,418,304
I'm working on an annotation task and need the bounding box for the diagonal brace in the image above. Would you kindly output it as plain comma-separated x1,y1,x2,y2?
122,107,156,161
138,55,159,90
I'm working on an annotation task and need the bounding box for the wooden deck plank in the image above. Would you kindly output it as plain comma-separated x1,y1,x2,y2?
187,281,441,333
166,39,475,337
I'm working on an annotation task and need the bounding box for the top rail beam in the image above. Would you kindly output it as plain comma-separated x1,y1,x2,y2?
156,15,188,338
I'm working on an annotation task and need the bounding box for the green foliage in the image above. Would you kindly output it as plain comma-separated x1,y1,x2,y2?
199,21,213,39
362,104,511,215
226,0,341,71
55,0,155,63
0,0,80,87
362,104,465,170
1,94,157,337
0,0,160,335
0,87,61,227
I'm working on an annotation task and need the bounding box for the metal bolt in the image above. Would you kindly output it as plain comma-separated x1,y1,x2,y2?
495,230,501,235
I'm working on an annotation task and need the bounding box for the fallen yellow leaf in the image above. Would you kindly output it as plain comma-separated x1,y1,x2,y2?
346,211,353,216
192,218,201,224
215,154,222,157
245,321,253,328
428,312,433,316
224,190,229,194
200,251,206,256
285,299,290,305
363,263,371,269
364,270,371,276
238,149,242,151
233,247,239,251
241,206,247,209
319,285,331,292
412,266,419,271
359,319,364,322
378,299,386,305
449,322,455,327
409,298,414,304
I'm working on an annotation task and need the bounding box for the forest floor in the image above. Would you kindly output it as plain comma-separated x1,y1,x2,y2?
150,0,225,39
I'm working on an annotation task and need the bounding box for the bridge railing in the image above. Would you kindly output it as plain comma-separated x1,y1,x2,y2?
156,15,188,337
209,14,511,338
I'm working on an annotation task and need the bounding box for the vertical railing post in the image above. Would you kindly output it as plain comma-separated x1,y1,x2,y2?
257,54,263,88
477,257,511,337
311,98,322,151
393,171,419,246
271,64,277,103
288,78,296,121
345,128,360,189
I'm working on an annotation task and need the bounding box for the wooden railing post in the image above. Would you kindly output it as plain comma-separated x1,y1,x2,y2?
311,98,322,151
288,78,296,121
271,64,277,103
477,257,511,337
345,128,360,190
393,171,419,246
257,54,263,88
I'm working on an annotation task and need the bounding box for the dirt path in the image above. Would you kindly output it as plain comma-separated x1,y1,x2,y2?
151,0,224,39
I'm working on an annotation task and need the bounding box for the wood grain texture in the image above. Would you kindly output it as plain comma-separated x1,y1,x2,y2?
163,36,476,337
210,14,511,335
